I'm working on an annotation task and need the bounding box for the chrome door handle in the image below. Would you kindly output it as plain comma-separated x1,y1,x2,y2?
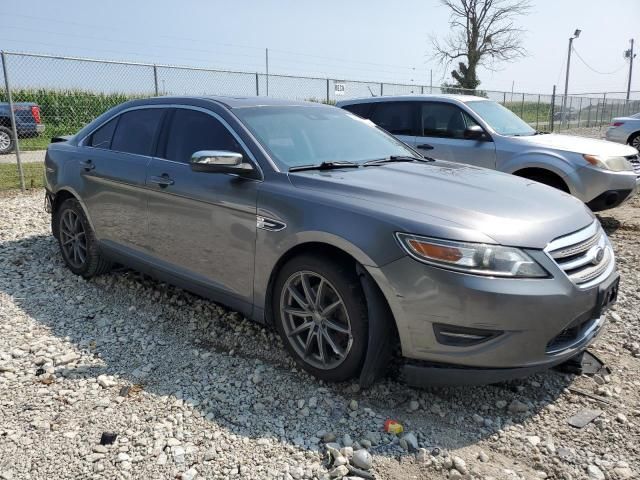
79,160,95,171
417,144,434,150
149,174,174,187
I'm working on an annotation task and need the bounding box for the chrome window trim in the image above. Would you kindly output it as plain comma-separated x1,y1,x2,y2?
79,104,264,179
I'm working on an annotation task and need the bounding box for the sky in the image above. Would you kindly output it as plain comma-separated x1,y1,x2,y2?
1,0,638,96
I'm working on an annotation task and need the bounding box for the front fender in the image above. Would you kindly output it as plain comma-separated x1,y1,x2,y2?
502,151,576,179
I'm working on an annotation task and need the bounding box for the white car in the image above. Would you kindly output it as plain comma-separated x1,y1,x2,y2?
338,95,640,211
606,112,640,151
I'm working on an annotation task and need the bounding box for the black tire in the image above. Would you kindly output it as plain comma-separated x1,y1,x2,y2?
628,132,640,151
0,126,15,155
54,198,112,278
272,254,368,382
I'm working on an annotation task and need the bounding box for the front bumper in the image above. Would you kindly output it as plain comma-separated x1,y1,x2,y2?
574,165,638,211
366,250,618,385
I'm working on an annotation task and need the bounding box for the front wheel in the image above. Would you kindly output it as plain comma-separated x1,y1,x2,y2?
629,132,640,151
0,126,15,155
54,198,112,278
273,254,368,382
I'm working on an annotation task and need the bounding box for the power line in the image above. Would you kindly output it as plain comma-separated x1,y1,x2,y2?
571,47,627,75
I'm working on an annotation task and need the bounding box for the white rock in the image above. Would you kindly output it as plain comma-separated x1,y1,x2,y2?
587,465,605,480
55,352,80,366
453,456,468,475
352,449,373,470
181,467,198,480
527,435,541,447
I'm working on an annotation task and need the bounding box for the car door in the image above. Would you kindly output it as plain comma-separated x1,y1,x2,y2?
145,106,259,307
367,101,419,147
415,102,496,169
78,107,165,252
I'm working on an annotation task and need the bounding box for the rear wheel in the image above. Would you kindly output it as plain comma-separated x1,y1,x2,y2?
629,132,640,151
54,198,111,278
273,254,368,382
0,126,14,155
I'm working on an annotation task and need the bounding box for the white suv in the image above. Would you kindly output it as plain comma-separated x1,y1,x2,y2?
337,95,640,211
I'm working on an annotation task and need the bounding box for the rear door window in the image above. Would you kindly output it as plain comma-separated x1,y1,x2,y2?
111,108,165,156
88,117,119,149
368,102,417,135
163,108,244,163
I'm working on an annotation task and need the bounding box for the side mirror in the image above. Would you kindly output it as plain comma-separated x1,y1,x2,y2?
464,125,488,141
190,150,254,174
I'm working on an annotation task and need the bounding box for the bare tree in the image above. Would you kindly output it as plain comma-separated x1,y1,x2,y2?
432,0,531,90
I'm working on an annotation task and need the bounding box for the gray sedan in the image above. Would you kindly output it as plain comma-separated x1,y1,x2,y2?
606,112,640,151
44,96,618,386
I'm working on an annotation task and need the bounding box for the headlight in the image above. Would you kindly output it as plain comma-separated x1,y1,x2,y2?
583,154,633,172
396,233,548,278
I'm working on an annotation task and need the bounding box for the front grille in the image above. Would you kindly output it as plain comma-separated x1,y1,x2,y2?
545,221,614,288
626,154,640,176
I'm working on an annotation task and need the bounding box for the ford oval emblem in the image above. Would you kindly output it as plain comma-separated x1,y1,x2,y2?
593,247,604,265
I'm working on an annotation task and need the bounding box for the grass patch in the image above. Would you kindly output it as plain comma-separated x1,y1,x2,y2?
0,162,44,191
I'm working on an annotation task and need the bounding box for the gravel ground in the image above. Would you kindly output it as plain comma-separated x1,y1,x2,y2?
1,182,639,478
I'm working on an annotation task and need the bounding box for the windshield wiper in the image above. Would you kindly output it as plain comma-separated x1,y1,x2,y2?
363,155,434,167
288,161,360,172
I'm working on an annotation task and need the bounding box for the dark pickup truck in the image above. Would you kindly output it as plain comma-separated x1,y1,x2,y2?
0,102,45,154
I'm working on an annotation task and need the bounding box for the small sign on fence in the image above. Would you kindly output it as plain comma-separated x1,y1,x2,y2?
334,82,345,96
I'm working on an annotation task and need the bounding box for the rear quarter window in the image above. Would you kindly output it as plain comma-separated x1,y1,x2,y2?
88,117,119,149
341,103,372,118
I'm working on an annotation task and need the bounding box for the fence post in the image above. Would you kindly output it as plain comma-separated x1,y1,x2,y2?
577,97,583,127
1,51,25,192
520,93,525,119
256,73,259,96
152,64,159,96
380,83,384,96
567,96,573,129
599,93,607,128
326,78,330,103
503,91,506,104
535,94,540,131
421,85,424,94
550,85,556,132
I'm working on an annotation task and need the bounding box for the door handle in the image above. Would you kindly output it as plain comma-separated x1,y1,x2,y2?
149,174,174,187
417,144,434,150
79,160,95,171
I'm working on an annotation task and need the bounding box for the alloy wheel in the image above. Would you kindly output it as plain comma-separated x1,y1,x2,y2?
631,135,640,151
280,271,353,370
59,209,87,268
0,131,11,152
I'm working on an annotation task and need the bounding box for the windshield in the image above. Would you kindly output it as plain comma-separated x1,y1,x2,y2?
466,100,536,137
631,112,640,119
234,106,418,170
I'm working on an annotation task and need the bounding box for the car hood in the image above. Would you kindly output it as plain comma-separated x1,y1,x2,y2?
513,133,637,156
288,162,594,249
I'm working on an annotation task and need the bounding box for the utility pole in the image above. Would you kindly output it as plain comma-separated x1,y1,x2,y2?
562,28,581,127
626,38,635,101
265,48,269,97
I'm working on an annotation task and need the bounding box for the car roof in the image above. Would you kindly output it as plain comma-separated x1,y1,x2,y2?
125,95,325,109
335,94,488,106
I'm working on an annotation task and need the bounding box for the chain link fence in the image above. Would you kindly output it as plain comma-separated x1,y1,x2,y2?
2,50,640,191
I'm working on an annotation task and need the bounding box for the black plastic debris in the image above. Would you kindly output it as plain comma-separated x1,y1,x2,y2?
100,432,117,445
431,447,441,457
35,368,45,376
119,386,130,397
554,350,609,376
